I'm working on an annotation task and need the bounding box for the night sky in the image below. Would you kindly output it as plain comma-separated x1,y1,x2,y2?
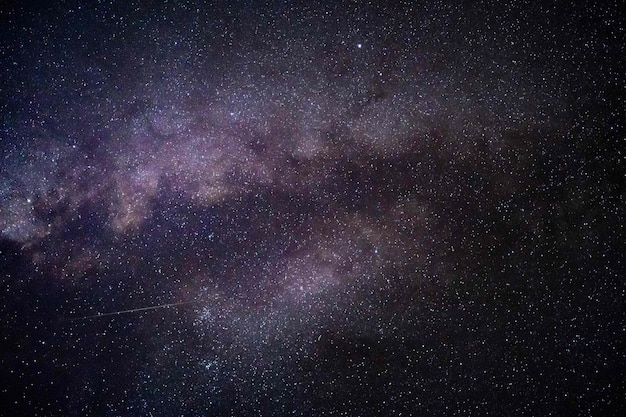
0,1,624,416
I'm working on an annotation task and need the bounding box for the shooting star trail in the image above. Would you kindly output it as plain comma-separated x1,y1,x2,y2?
68,300,202,321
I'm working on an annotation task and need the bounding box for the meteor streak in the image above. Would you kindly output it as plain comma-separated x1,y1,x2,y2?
69,300,201,321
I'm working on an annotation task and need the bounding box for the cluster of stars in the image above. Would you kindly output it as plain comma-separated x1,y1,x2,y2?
0,1,623,416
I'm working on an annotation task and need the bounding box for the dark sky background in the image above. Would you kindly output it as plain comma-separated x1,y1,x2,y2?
0,0,623,416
